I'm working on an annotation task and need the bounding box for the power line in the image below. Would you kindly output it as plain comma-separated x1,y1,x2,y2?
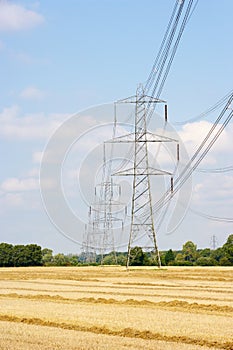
83,1,199,265
145,0,197,125
188,206,233,223
173,89,233,125
195,165,233,174
142,93,233,221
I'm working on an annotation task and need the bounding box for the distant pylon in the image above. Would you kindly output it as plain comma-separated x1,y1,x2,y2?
210,234,218,250
82,179,123,264
82,105,127,263
109,85,179,268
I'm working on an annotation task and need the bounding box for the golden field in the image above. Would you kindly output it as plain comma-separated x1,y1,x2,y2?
0,266,232,350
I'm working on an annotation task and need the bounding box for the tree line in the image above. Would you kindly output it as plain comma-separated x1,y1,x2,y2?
0,234,232,267
0,243,42,267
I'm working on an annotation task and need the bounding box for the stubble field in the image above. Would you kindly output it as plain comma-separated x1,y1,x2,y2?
0,266,232,350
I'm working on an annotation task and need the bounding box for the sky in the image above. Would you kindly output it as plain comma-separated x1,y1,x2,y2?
0,0,233,254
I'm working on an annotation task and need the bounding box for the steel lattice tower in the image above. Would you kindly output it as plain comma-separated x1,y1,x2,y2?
109,85,177,268
82,0,197,267
82,106,126,264
82,179,123,263
128,87,162,268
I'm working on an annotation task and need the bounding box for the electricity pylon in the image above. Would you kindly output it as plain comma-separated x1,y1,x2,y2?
82,178,124,263
82,106,126,264
109,85,178,268
210,234,217,250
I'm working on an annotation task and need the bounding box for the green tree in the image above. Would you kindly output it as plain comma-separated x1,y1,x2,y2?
182,241,198,263
42,248,53,265
67,254,79,266
53,253,69,266
0,243,14,267
222,234,233,265
25,244,42,266
13,244,42,267
210,247,224,264
164,249,175,265
199,248,211,258
102,253,117,265
219,256,231,266
116,253,127,266
13,245,27,266
174,252,192,266
175,253,183,261
147,252,160,266
196,257,216,266
130,246,147,266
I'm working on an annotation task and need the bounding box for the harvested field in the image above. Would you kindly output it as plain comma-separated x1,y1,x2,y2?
0,266,232,349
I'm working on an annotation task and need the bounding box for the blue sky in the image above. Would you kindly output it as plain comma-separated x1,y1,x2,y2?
0,0,233,254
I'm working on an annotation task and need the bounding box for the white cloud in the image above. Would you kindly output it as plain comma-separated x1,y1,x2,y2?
0,106,108,144
1,177,39,192
0,172,55,212
0,190,42,212
0,105,19,121
2,193,25,207
32,151,43,164
0,2,44,32
179,121,216,152
27,167,39,177
192,174,233,206
0,106,68,140
20,86,45,100
178,120,233,164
